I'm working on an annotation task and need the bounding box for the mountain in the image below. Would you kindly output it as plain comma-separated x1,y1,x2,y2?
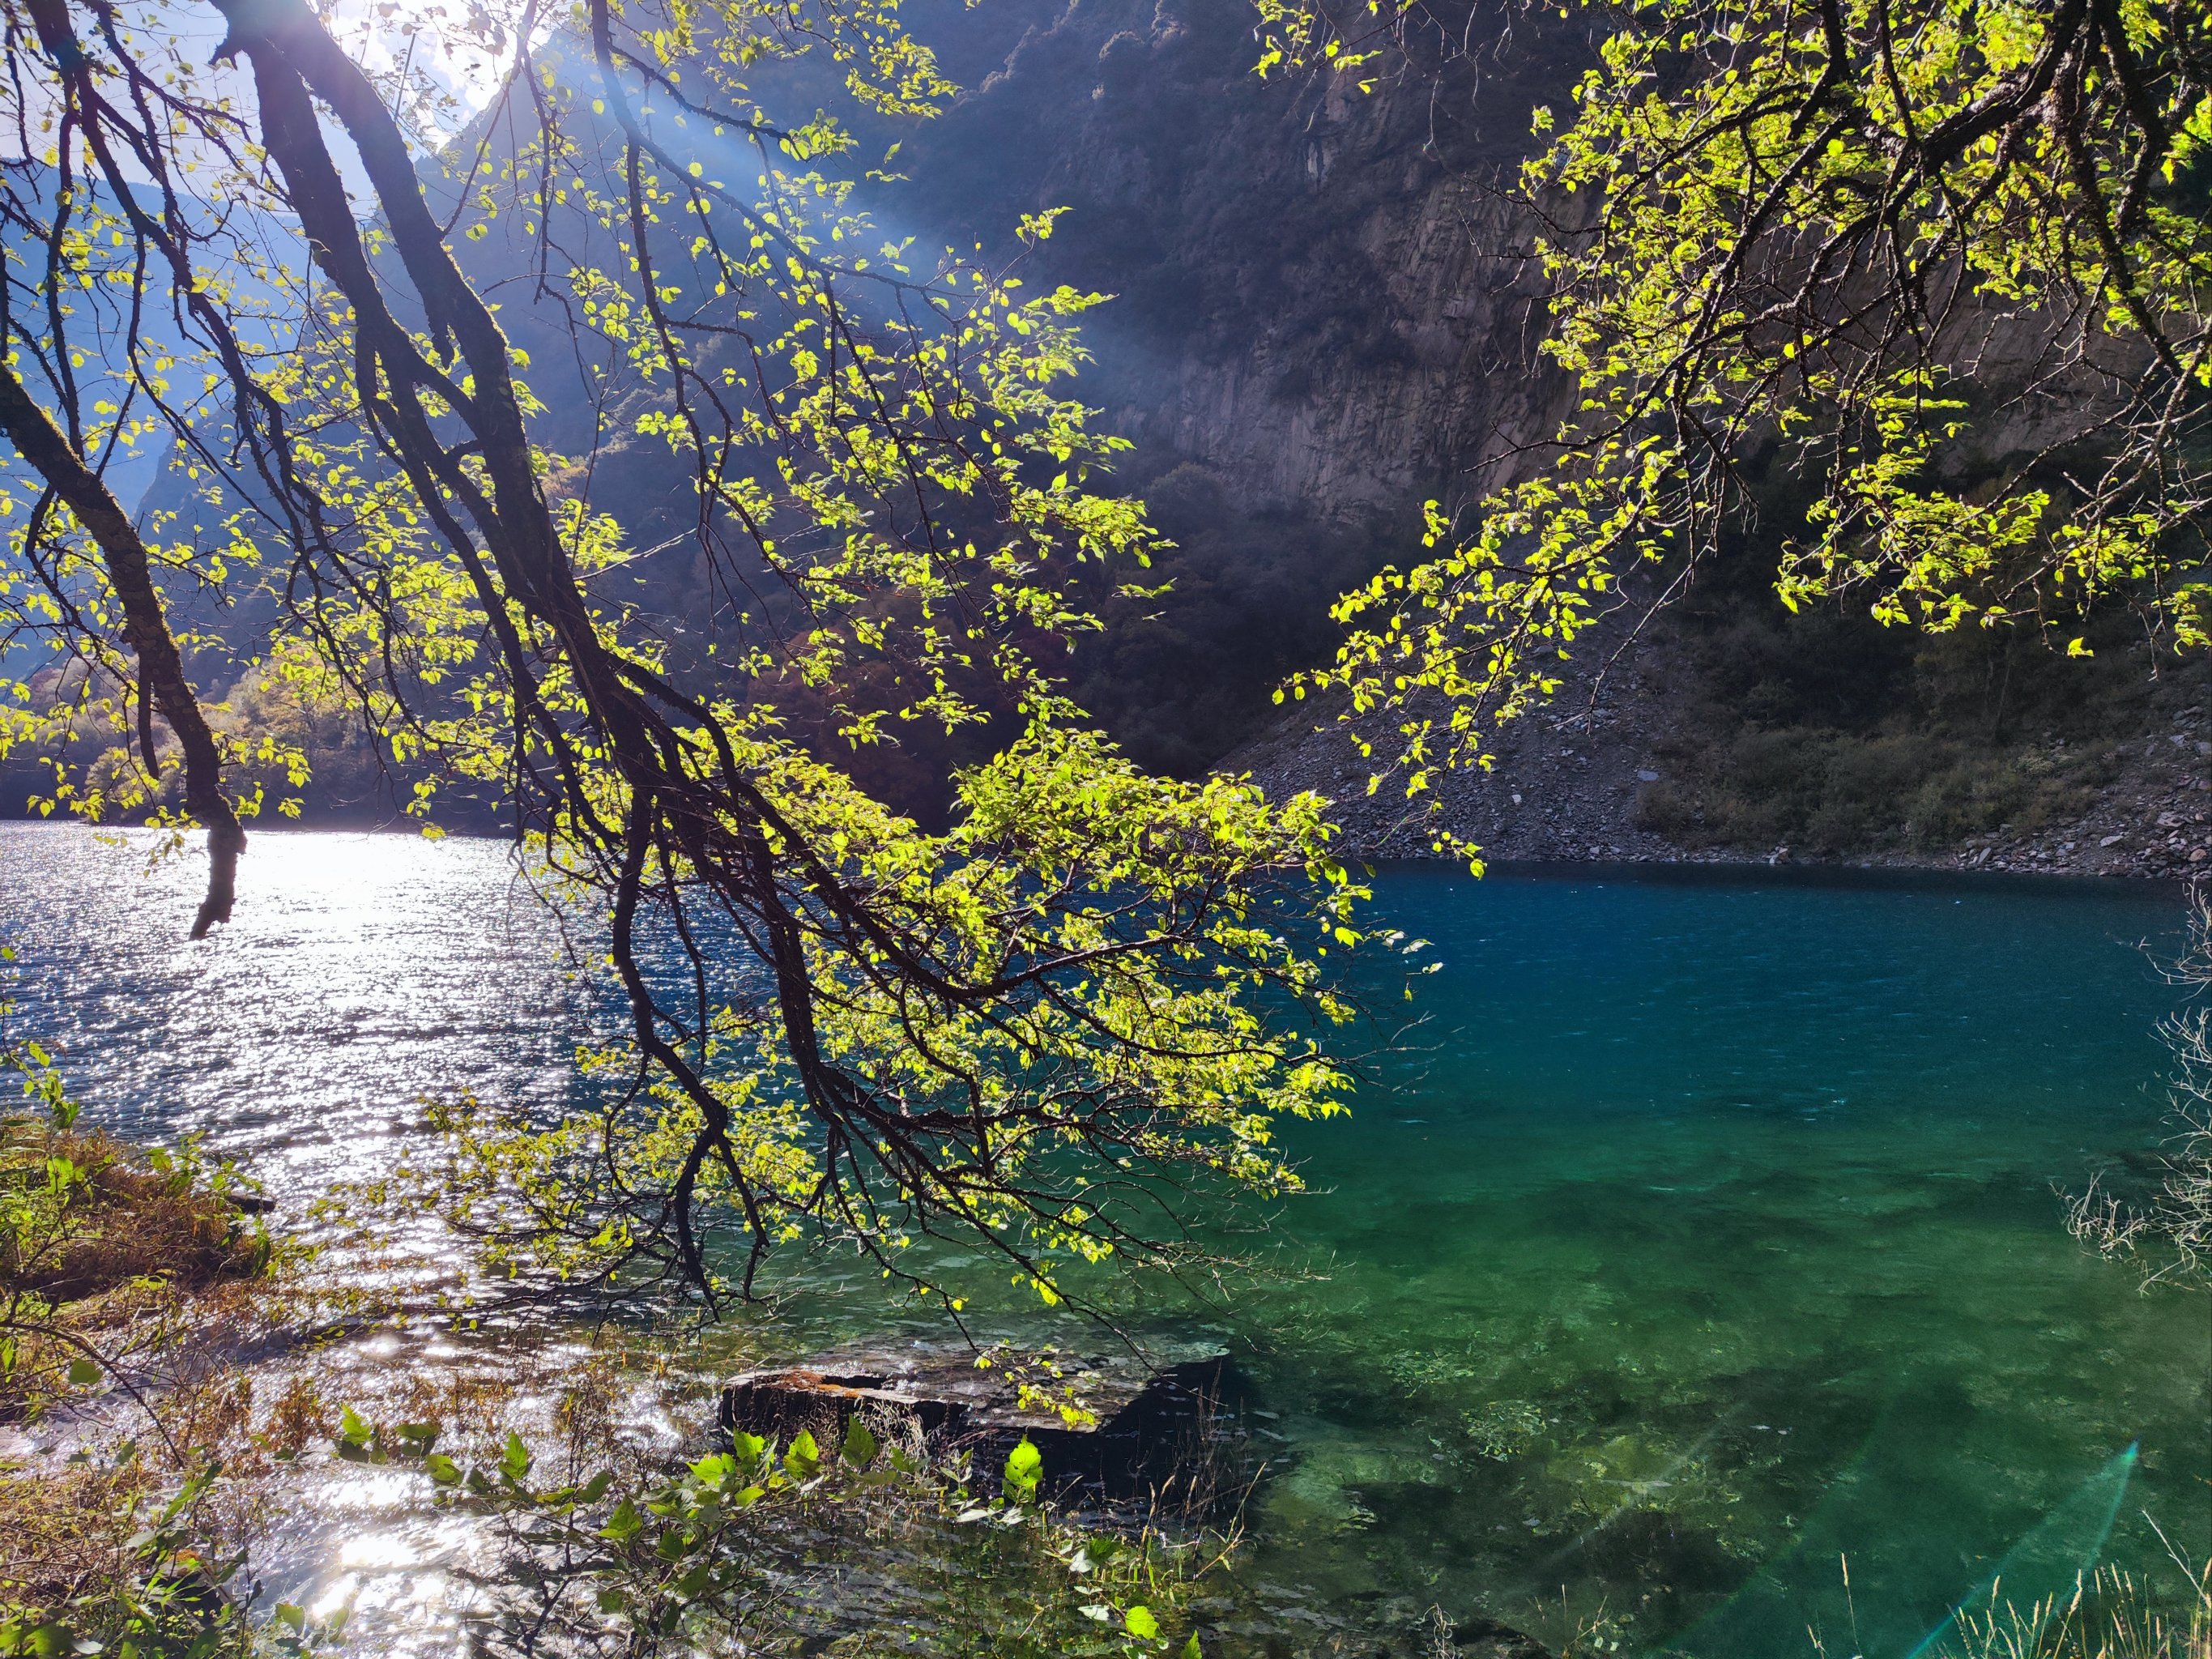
33,0,2210,869
834,0,2212,875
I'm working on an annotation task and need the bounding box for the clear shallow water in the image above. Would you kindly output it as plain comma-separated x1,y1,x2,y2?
1222,865,2211,1655
3,827,2207,1657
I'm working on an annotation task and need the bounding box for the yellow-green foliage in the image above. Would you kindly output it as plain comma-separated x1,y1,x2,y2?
335,1395,1221,1659
1264,0,2212,835
0,0,1375,1295
398,723,1366,1302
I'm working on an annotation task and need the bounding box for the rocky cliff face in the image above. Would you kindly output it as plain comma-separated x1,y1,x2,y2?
806,0,1611,778
1230,595,2212,881
899,0,1580,517
875,4,2210,878
100,1,2211,859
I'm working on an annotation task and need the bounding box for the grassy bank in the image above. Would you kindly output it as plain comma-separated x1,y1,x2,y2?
0,1094,318,1654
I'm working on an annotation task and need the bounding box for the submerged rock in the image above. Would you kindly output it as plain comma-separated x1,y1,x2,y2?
1447,1616,1553,1659
719,1342,1238,1505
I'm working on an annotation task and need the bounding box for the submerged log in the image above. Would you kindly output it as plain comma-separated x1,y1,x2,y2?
718,1342,1237,1504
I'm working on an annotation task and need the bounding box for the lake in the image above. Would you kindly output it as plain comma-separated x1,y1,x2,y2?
6,825,2206,1657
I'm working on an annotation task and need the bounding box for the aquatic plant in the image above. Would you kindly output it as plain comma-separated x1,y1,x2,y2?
1906,1564,2212,1659
2071,893,2212,1285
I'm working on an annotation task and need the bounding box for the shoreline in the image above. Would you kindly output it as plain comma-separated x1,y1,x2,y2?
1230,703,2212,885
2,809,2202,888
1370,851,2202,893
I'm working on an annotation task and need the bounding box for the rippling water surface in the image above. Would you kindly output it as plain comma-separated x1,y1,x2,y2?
6,825,2209,1658
6,825,583,1198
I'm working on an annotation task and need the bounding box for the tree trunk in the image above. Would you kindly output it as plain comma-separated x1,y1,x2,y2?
0,365,244,936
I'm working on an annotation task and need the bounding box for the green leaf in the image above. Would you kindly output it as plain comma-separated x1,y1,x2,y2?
1124,1606,1160,1640
334,1405,377,1463
840,1417,877,1468
1182,1634,1203,1659
65,1358,100,1388
1001,1436,1042,1503
688,1452,735,1490
782,1429,820,1480
599,1497,643,1542
498,1431,531,1484
423,1453,462,1486
30,1622,84,1659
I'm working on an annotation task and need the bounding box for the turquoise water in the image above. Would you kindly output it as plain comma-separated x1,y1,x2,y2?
3,830,2206,1657
1216,864,2210,1656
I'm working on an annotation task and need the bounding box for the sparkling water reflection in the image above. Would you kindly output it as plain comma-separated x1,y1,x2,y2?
2,825,585,1226
6,825,2209,1657
0,825,618,1653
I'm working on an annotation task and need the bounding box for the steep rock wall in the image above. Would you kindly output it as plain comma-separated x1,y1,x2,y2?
898,0,1579,517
